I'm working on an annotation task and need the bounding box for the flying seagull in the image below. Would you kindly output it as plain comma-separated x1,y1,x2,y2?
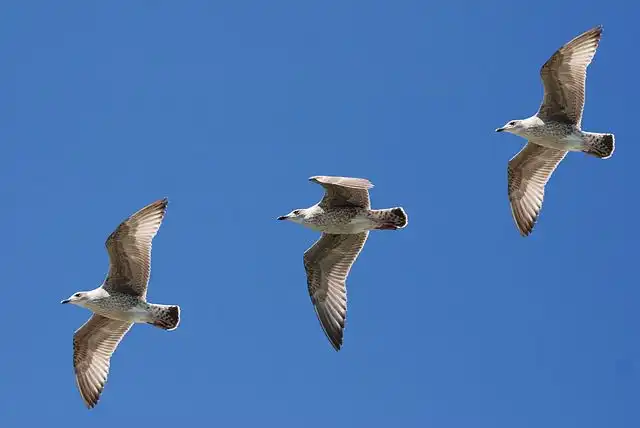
61,198,180,408
278,176,408,351
496,25,614,236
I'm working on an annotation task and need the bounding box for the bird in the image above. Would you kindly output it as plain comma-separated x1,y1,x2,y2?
61,198,180,409
495,25,614,236
278,176,408,351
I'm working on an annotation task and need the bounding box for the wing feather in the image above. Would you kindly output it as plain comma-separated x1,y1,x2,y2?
537,26,603,127
303,232,369,350
103,198,168,297
309,176,373,209
73,315,132,408
508,143,567,236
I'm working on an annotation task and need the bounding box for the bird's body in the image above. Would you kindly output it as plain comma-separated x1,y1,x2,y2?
279,176,408,351
61,198,180,408
295,205,406,234
80,289,146,322
496,25,614,236
509,116,604,152
79,288,177,327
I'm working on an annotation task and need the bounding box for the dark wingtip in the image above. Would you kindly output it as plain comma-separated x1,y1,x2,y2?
327,333,342,351
517,221,535,237
146,198,169,212
594,25,604,38
155,198,169,215
587,25,603,40
328,329,344,352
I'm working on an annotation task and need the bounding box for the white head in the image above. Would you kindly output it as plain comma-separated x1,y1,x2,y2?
61,291,91,307
495,119,528,136
277,208,308,225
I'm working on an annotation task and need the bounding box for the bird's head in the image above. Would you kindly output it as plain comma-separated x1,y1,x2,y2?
496,119,525,135
277,208,307,224
61,291,90,306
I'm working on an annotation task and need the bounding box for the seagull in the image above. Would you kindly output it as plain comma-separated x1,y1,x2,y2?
278,176,408,351
496,25,614,236
61,198,180,409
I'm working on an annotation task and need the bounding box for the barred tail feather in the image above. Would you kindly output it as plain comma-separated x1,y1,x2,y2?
389,207,408,228
583,133,615,159
149,305,181,331
373,207,408,230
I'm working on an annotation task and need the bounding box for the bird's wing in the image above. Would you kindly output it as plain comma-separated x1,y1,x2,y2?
537,26,602,127
507,142,567,236
103,198,168,298
73,315,133,409
303,232,369,351
309,176,373,209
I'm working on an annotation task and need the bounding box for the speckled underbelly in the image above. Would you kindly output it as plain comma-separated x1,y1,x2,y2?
531,132,585,152
87,300,153,323
314,213,376,234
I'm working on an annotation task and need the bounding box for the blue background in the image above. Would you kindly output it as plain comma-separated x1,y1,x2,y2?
2,1,638,427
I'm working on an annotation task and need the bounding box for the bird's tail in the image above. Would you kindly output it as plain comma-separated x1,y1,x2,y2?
371,207,408,230
583,132,615,159
148,304,181,331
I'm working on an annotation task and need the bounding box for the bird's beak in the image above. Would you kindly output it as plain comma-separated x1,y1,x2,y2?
495,127,505,132
277,215,288,221
60,299,70,304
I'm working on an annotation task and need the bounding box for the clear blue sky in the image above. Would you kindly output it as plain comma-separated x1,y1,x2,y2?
2,1,638,427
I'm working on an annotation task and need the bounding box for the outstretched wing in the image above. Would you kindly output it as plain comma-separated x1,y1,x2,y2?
303,232,369,350
507,143,567,236
73,315,133,409
103,198,168,298
537,26,602,127
309,176,373,209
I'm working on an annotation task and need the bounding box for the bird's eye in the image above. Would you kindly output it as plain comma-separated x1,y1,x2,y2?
293,210,300,215
74,293,81,297
509,121,516,126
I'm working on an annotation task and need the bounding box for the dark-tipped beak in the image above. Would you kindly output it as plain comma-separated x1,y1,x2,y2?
277,216,288,221
60,299,70,304
495,127,504,132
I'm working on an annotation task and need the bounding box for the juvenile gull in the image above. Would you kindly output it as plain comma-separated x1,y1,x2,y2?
61,198,180,409
278,176,408,351
496,25,614,236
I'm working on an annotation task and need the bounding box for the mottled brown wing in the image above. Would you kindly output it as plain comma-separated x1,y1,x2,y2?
309,176,373,209
103,198,168,298
73,315,133,409
537,26,602,127
303,232,369,351
508,143,567,236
